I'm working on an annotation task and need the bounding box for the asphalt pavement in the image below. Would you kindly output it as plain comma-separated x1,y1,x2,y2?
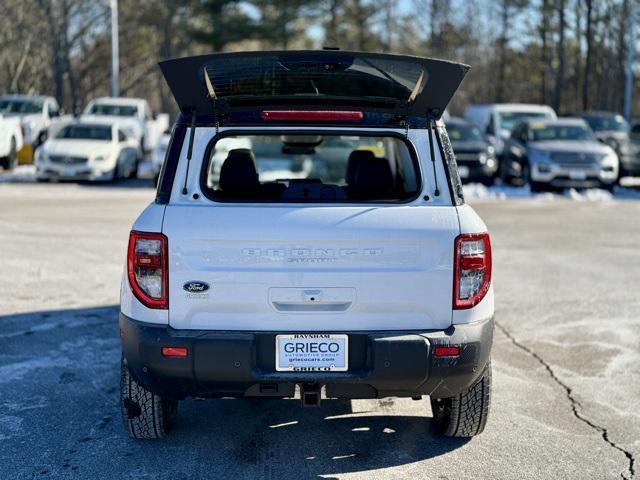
0,179,638,479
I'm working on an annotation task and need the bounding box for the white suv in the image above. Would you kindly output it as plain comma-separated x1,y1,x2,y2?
119,51,494,439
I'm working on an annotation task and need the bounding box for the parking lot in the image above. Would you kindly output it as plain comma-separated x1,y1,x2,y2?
0,172,638,480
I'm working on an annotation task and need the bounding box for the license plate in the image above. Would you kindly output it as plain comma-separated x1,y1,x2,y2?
60,167,75,177
458,166,469,179
569,170,587,180
275,334,348,372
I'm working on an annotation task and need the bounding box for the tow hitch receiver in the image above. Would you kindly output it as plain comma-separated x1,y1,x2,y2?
301,383,321,407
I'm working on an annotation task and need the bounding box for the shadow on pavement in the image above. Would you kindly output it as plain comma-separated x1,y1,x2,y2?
76,177,156,190
0,305,467,479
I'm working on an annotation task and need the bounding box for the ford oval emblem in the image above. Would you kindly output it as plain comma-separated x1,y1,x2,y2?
183,281,210,293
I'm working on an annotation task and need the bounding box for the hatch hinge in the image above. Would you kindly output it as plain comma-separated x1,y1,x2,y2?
214,99,219,135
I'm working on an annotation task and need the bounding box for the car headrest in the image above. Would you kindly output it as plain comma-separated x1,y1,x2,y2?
219,148,258,193
353,156,394,192
346,150,376,186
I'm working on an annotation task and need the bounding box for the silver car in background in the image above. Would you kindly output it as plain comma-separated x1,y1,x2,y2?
502,118,619,191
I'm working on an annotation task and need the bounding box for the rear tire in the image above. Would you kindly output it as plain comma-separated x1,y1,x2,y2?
530,181,547,193
120,357,178,439
600,181,615,193
431,361,491,437
4,138,17,171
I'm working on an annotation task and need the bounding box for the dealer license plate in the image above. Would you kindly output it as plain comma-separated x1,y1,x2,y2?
275,334,348,372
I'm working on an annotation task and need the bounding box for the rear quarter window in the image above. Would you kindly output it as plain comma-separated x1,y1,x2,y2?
200,132,421,203
437,125,464,205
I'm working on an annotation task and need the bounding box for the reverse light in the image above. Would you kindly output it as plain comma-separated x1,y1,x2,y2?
260,110,364,122
127,231,168,309
453,233,492,309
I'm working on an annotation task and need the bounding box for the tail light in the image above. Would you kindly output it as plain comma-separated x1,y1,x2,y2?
453,233,491,309
127,231,168,309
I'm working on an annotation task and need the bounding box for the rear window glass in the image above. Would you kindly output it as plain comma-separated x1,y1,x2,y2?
447,123,483,142
205,52,425,108
203,134,420,202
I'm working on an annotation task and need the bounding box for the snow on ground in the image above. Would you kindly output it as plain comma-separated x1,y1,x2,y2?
463,180,640,202
0,165,37,183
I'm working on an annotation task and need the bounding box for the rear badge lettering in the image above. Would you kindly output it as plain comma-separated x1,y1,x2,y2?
242,247,383,263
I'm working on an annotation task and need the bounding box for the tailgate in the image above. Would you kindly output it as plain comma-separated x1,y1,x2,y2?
164,205,459,331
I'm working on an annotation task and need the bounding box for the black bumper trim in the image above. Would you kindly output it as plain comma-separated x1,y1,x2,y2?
119,313,494,400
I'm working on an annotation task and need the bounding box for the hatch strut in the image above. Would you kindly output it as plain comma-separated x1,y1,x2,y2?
181,69,218,196
181,110,197,195
427,115,440,197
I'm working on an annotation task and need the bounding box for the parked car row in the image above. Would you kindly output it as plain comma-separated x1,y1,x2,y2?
0,94,169,183
454,103,640,191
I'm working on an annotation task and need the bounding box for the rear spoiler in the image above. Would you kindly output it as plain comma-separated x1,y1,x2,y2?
159,51,469,122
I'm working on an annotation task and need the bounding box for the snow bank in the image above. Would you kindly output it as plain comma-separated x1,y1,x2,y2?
463,182,640,202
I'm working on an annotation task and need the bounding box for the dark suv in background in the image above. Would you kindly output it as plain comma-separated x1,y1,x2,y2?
580,112,639,179
447,117,497,185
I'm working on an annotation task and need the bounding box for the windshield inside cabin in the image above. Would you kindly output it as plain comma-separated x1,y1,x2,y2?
0,99,44,114
529,124,595,142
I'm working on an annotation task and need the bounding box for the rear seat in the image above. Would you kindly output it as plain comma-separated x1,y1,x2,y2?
346,151,395,199
218,148,285,199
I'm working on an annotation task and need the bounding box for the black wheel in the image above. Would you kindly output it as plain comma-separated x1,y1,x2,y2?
480,176,495,187
110,162,120,182
130,158,140,179
600,182,615,193
519,162,530,187
431,361,491,437
5,138,17,171
530,181,547,193
120,357,178,439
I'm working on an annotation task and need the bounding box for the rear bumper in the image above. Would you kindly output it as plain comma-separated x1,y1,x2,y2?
120,313,494,401
36,165,112,181
530,163,617,187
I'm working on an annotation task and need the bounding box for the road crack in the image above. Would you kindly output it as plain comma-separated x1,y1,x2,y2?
495,321,636,479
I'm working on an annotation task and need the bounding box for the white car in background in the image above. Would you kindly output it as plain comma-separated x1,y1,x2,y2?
35,122,139,182
0,111,24,170
0,95,62,151
464,103,557,157
150,129,171,183
81,97,169,155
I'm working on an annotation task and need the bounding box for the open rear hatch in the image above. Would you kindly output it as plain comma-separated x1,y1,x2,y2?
159,50,469,122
